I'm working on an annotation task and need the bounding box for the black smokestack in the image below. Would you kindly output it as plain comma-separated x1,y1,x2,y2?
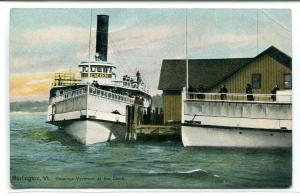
95,15,109,61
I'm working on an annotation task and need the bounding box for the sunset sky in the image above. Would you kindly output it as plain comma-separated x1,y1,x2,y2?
10,8,292,102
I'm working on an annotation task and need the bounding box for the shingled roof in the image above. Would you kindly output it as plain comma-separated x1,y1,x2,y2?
158,46,291,91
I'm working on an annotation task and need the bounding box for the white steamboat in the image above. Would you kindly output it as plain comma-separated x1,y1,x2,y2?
47,15,151,144
181,89,292,148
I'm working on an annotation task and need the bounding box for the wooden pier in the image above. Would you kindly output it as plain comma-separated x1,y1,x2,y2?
125,105,181,141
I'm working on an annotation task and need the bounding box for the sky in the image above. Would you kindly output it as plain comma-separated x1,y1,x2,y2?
9,8,292,102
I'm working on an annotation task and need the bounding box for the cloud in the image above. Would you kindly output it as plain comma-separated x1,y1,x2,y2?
108,24,185,55
10,68,80,102
10,72,53,102
12,25,90,47
10,25,92,74
10,12,291,101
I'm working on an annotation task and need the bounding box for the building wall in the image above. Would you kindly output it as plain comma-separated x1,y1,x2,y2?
163,94,181,124
210,54,292,94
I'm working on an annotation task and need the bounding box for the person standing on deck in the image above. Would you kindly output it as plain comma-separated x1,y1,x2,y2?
188,85,195,99
271,84,280,101
142,110,147,124
136,70,141,87
197,85,205,100
219,85,228,100
246,83,254,101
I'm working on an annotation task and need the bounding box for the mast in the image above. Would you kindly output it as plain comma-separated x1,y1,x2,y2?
185,9,189,90
256,9,258,55
88,9,93,78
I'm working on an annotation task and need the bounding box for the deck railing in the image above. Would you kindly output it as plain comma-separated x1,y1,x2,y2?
50,86,87,104
51,86,134,104
185,92,292,103
88,86,134,104
52,72,80,87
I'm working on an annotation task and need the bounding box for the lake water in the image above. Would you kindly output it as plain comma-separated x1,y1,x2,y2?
10,113,292,189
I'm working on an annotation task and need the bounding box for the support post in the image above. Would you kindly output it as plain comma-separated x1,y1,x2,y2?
125,105,138,141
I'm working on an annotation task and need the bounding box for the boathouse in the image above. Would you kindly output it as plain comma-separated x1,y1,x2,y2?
158,46,292,124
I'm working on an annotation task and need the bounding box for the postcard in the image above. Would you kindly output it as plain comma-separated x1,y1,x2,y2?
10,8,292,189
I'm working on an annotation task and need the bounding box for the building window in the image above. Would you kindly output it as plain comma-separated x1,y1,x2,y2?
91,66,96,72
284,73,292,89
252,73,261,89
84,66,89,72
97,66,102,72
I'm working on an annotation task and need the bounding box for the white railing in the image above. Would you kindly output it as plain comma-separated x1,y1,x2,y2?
51,86,88,104
185,92,292,103
112,80,149,94
51,86,135,105
88,86,134,104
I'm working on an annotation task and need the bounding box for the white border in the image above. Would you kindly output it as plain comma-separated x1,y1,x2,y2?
1,1,300,195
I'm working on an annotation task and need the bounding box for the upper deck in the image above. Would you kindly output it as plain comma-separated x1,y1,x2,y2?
184,88,292,104
51,60,150,97
52,73,81,87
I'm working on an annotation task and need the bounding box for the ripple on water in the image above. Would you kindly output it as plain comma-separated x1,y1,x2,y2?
10,114,292,189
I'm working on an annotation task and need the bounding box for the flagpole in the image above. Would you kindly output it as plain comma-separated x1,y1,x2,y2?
88,8,93,79
185,8,189,91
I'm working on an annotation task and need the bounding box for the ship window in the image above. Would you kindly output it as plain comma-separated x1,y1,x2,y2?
252,74,261,89
84,66,89,72
91,66,96,72
108,67,112,73
284,73,292,89
81,73,88,78
97,66,102,72
103,67,108,73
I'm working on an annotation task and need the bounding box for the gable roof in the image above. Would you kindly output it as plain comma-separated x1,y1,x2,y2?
257,46,291,68
158,46,292,91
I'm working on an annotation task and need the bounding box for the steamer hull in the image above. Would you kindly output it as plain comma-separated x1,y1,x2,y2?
182,124,291,148
47,85,148,144
56,119,124,145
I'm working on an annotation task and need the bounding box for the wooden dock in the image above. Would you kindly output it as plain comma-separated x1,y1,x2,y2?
135,125,181,141
125,105,181,141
